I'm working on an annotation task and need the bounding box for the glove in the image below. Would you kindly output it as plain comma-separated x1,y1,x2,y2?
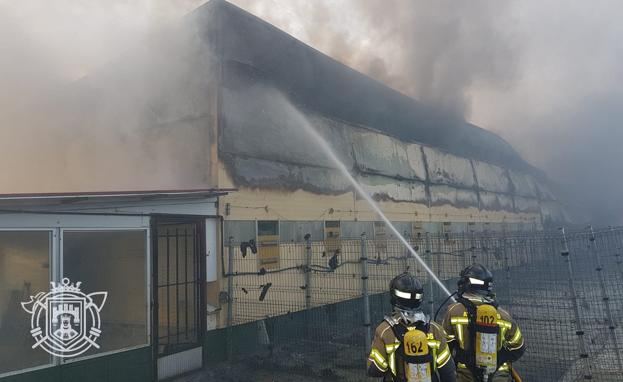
498,348,510,368
498,345,525,367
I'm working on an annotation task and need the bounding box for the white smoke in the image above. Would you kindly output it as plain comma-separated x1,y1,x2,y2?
0,0,213,192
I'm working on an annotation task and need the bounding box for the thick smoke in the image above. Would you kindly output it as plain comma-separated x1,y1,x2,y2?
468,1,623,225
0,0,210,193
2,1,621,224
232,0,517,119
232,0,623,225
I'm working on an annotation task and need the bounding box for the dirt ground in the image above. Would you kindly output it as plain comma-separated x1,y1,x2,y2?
173,367,348,382
170,341,370,382
171,357,367,382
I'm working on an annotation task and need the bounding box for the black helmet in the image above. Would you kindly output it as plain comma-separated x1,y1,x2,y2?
458,263,494,296
390,273,424,310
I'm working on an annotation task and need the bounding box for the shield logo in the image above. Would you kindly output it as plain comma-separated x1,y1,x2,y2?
21,278,107,358
47,297,86,346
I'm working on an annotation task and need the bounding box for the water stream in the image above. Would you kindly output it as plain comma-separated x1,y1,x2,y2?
277,92,454,298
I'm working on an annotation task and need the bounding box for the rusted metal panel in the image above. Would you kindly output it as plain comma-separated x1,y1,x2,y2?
220,87,354,170
422,147,475,188
479,191,514,212
405,144,428,181
473,160,512,193
223,154,351,194
429,185,479,208
358,175,427,204
350,130,425,181
508,170,539,198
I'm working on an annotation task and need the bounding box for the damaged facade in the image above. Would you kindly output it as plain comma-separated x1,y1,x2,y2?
210,0,567,240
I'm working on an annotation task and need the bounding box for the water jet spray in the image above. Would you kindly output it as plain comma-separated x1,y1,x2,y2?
273,90,454,299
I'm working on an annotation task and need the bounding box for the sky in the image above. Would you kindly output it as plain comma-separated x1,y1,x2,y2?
0,0,622,224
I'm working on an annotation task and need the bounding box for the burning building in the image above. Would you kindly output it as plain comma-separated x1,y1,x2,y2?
0,1,568,381
210,0,565,237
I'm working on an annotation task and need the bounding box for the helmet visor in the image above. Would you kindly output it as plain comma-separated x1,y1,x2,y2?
393,289,423,309
467,277,494,295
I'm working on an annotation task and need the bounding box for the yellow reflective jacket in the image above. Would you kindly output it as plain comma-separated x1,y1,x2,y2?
367,313,452,379
441,297,524,375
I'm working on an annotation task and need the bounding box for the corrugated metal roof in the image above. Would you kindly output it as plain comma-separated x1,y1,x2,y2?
0,188,234,209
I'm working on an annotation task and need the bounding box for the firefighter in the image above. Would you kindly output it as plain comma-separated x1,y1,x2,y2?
442,264,525,382
367,273,456,382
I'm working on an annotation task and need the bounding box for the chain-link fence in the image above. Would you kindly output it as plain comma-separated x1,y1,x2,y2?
214,226,623,381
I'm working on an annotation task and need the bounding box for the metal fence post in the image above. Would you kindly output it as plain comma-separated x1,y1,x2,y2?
609,227,623,282
469,230,477,266
589,226,623,371
560,227,593,379
360,233,372,352
425,232,434,316
403,231,411,273
226,236,234,361
304,233,312,333
527,234,534,265
503,233,512,306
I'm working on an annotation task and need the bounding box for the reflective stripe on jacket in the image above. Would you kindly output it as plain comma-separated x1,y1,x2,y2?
367,313,452,378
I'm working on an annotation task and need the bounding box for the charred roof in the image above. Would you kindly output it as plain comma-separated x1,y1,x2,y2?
191,0,533,172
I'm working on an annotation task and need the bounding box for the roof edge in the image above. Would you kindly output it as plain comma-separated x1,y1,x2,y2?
0,188,236,201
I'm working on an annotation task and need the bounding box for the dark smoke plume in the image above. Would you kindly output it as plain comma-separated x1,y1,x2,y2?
233,0,623,225
232,0,517,119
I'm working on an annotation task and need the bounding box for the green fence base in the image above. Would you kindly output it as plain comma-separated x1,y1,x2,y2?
1,347,152,382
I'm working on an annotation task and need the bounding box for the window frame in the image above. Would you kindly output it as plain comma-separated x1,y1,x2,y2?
59,227,151,365
0,228,56,378
323,220,341,241
0,213,152,375
256,220,279,237
255,220,280,270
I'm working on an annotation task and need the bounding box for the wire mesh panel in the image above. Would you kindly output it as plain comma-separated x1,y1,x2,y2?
215,227,623,381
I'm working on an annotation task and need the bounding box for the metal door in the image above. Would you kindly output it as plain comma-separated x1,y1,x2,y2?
152,218,205,380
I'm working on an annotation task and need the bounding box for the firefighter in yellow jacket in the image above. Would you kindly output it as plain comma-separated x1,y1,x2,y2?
367,273,456,382
442,264,524,382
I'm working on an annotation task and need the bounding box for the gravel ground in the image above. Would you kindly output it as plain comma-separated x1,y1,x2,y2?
170,340,370,382
170,354,364,382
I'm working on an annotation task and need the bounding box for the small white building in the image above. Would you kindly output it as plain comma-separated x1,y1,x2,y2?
0,189,231,381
